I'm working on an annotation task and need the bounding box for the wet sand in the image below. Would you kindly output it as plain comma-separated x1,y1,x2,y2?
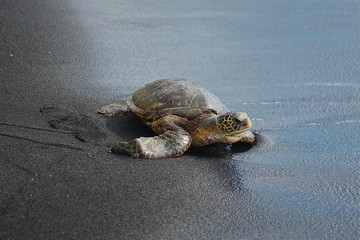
1,0,359,239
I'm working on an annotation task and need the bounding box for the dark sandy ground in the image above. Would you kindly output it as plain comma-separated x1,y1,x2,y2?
1,0,359,239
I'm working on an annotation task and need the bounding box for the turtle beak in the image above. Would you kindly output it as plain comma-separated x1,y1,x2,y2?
246,116,252,129
242,118,252,129
235,112,252,130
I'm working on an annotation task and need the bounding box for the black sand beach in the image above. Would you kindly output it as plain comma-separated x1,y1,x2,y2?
1,0,359,239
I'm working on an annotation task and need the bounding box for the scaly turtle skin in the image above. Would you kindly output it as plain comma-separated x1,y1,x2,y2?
98,78,255,159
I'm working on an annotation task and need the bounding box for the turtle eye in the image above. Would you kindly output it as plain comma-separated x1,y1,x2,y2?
234,118,248,127
234,118,241,123
233,118,242,124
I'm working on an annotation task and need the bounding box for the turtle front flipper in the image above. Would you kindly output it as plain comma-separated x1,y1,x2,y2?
238,131,256,144
112,128,192,160
97,100,131,117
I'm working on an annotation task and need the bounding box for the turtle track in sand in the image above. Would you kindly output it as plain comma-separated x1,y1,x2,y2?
40,106,107,143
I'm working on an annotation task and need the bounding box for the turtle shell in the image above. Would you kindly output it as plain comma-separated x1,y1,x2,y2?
127,79,229,121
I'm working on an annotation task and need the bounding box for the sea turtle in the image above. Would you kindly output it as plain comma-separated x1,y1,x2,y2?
98,78,255,159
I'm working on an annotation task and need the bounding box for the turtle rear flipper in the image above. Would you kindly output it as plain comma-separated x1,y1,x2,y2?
112,128,192,160
97,101,131,117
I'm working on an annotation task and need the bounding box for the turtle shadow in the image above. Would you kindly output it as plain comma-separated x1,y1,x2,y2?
187,142,254,158
188,132,268,158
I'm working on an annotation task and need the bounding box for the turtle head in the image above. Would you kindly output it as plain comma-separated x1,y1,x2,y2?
217,112,252,143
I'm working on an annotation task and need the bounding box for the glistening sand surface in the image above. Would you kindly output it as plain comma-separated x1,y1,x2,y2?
1,0,359,239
